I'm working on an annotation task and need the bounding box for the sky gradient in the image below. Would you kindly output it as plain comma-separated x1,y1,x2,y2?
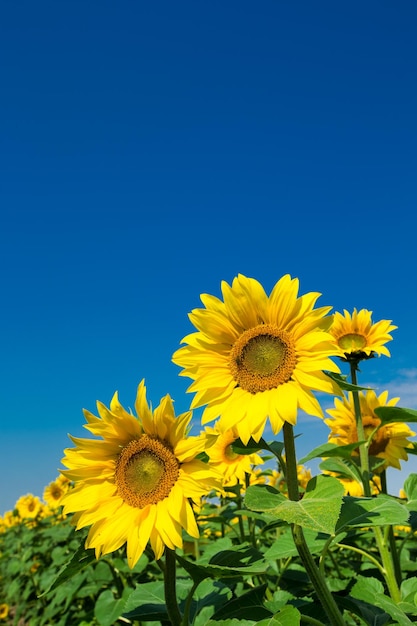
1,0,417,513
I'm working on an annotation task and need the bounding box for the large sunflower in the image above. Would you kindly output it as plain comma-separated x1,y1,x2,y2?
325,390,415,471
173,274,341,443
204,421,264,486
61,381,221,568
329,308,396,361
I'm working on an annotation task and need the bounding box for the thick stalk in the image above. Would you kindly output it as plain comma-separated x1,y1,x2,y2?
164,549,182,626
373,526,401,602
380,470,402,587
349,361,371,496
349,364,401,601
181,580,200,626
283,422,345,626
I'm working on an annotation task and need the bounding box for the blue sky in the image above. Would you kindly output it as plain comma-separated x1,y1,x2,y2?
1,0,417,513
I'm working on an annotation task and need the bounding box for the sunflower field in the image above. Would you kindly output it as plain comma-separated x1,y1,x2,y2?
2,274,417,626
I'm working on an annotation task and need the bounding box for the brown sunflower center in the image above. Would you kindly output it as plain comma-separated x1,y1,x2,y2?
224,443,239,461
338,333,367,352
50,486,63,500
115,435,180,508
229,324,297,393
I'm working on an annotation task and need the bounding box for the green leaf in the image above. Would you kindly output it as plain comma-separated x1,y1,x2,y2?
337,595,390,626
374,406,417,424
336,494,409,531
373,595,414,625
402,475,417,529
245,475,344,535
94,589,127,626
38,541,96,597
319,457,363,483
403,474,417,500
264,528,337,560
212,584,271,621
266,440,285,459
350,576,416,625
351,575,385,600
176,544,267,583
255,605,301,625
204,617,255,626
299,442,365,464
324,371,372,391
401,577,417,605
122,580,190,621
189,579,233,625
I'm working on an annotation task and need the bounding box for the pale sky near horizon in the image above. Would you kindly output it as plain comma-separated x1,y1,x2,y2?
1,0,417,513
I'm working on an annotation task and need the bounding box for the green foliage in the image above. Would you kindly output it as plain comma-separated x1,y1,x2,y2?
336,494,410,531
3,469,416,626
245,475,344,534
325,371,373,392
374,406,417,424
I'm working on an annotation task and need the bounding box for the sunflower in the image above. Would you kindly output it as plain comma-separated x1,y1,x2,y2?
0,511,20,531
329,308,396,361
204,421,264,486
60,380,221,568
325,390,415,471
173,274,341,444
43,477,69,509
15,494,43,520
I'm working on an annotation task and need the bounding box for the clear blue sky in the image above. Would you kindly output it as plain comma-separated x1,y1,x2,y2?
1,0,417,513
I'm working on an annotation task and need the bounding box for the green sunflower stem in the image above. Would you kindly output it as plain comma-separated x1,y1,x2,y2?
373,526,402,602
381,470,402,587
349,360,371,497
164,548,182,626
283,422,345,626
349,363,401,601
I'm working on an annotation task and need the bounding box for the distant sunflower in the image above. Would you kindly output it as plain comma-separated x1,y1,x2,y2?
204,421,264,486
15,494,42,520
329,308,396,361
43,478,68,509
0,604,9,620
61,380,220,568
173,274,341,443
0,511,20,531
325,390,415,471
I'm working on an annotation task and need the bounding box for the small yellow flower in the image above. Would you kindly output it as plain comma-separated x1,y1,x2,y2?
0,604,9,620
325,390,415,471
173,274,341,444
330,308,396,361
61,380,221,568
394,524,412,535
